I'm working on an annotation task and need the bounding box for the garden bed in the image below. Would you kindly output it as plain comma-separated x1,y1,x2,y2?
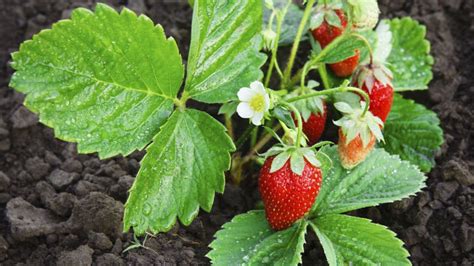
0,0,472,264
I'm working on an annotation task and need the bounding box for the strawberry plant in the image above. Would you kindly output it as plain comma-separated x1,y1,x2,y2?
9,0,443,264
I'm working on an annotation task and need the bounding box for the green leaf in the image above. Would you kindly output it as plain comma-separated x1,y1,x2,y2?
313,146,426,216
381,94,443,172
386,17,434,91
263,0,307,46
123,109,235,234
311,214,410,266
272,106,296,129
185,0,267,103
208,210,308,266
218,101,239,116
317,33,366,64
10,4,184,158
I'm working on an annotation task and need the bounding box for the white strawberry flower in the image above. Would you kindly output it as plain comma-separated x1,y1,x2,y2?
237,81,270,126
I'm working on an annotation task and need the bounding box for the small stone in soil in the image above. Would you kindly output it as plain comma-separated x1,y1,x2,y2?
88,231,113,251
61,158,83,173
434,181,460,203
69,192,123,239
10,106,38,129
74,180,105,196
0,139,10,152
24,157,50,179
36,181,76,217
0,171,11,192
6,197,66,241
56,245,93,266
0,236,9,261
47,169,80,190
95,253,125,266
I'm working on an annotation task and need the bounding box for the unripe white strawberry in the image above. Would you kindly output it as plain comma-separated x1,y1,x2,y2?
348,0,380,29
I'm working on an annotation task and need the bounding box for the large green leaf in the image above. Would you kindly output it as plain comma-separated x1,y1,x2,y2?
386,17,434,91
381,94,443,172
311,214,410,265
208,210,307,266
312,146,426,216
263,0,307,46
124,109,235,234
185,0,267,103
10,4,184,158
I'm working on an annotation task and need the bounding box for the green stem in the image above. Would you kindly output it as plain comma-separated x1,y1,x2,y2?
279,101,303,148
287,85,371,116
264,2,291,87
317,63,331,89
282,0,317,87
235,125,255,150
351,33,374,64
224,114,234,140
250,127,258,149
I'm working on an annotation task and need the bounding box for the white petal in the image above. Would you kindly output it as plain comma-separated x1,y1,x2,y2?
263,93,271,111
251,112,264,126
250,81,265,92
237,102,254,119
237,87,255,102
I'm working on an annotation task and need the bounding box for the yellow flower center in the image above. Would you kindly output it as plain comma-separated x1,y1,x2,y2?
249,94,266,112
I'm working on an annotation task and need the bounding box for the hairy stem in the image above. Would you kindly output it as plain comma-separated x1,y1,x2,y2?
279,101,303,148
224,114,234,140
287,85,371,116
282,0,317,87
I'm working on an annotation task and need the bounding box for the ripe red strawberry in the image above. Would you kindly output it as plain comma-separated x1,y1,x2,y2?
310,9,360,77
329,50,360,78
311,9,346,48
259,156,322,230
353,63,394,122
293,103,328,146
338,128,376,169
333,101,384,169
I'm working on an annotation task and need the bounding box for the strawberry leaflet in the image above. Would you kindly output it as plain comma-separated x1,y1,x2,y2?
184,0,266,103
208,211,307,266
312,146,426,216
381,94,444,172
123,109,235,234
311,214,410,265
10,4,184,158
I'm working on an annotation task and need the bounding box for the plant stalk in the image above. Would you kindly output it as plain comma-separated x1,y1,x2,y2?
282,0,317,87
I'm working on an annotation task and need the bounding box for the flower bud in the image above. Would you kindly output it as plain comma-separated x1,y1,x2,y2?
262,28,277,51
264,0,274,9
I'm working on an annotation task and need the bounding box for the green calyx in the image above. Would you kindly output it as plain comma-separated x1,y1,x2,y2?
262,138,332,176
354,62,394,93
310,4,344,30
264,145,321,176
287,83,326,122
333,101,384,147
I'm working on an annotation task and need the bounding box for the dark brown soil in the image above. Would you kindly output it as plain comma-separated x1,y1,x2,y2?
0,0,473,265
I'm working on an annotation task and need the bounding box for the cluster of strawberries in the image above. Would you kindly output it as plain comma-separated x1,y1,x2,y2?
260,6,394,231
